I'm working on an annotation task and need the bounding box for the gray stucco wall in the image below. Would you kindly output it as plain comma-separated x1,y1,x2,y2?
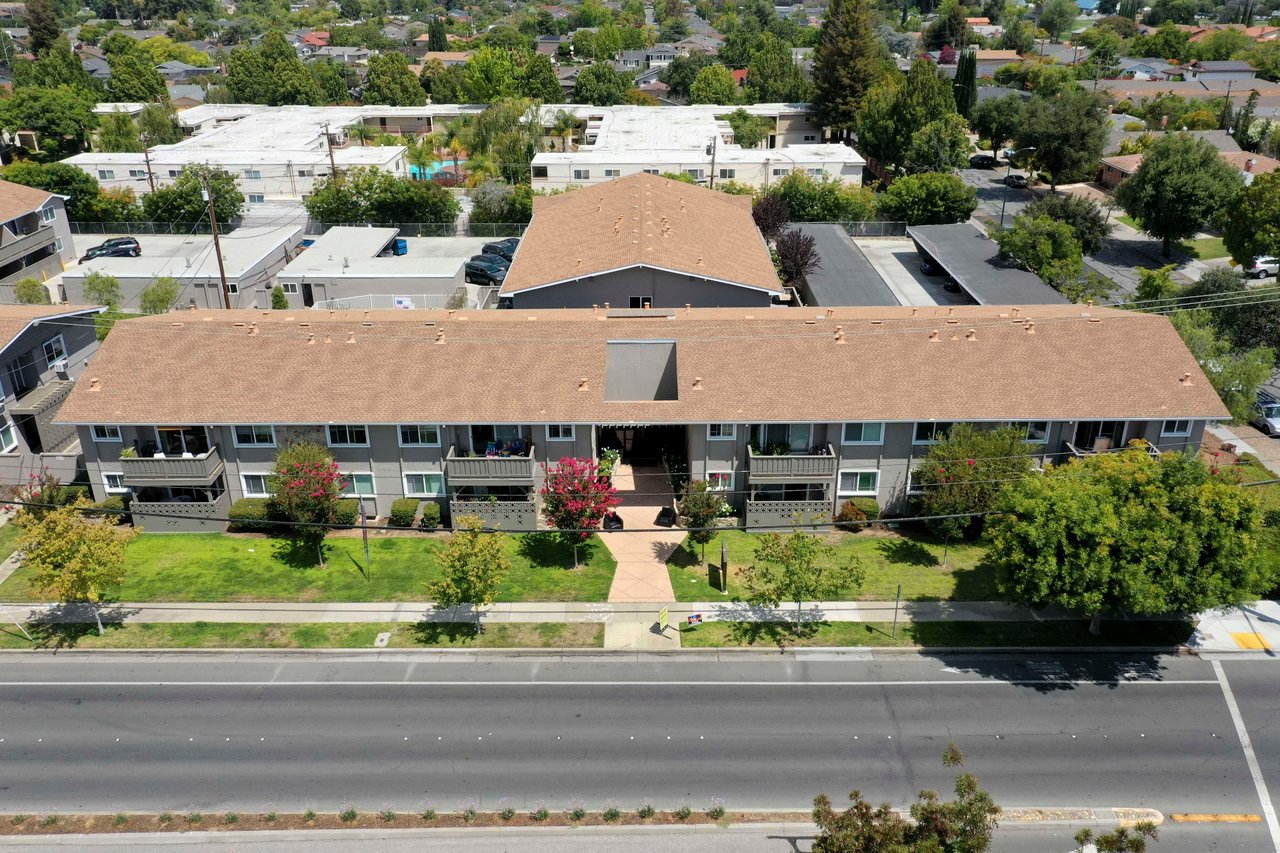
510,267,776,309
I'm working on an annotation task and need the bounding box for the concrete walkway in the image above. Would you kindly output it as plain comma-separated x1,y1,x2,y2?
1191,601,1280,656
601,464,680,605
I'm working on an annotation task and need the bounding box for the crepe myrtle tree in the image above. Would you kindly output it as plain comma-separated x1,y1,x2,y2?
540,457,620,566
269,441,344,566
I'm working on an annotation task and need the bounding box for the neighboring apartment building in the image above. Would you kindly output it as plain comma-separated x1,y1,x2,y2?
0,305,103,487
57,304,1224,533
0,179,75,297
501,173,784,309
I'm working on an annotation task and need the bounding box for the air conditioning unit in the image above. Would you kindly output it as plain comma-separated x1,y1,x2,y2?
51,358,68,378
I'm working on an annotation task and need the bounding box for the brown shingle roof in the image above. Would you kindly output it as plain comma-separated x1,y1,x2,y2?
499,173,782,296
56,305,1227,426
0,178,54,222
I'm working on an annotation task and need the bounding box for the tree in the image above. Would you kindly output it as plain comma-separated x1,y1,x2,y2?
989,213,1083,287
677,479,728,561
137,103,183,145
0,85,98,158
142,164,244,224
1130,22,1191,63
540,456,619,566
745,32,812,103
107,51,168,102
742,529,864,624
906,114,972,172
1075,822,1159,852
878,171,977,224
1184,267,1280,356
429,515,511,633
1192,29,1253,62
1143,0,1198,25
1224,171,1280,268
363,52,427,106
82,271,123,309
312,60,353,105
225,31,321,106
1116,132,1244,257
999,14,1035,53
1134,264,1180,302
1,162,119,222
427,17,448,52
1023,193,1113,255
13,277,49,305
914,424,1034,542
856,59,958,174
953,48,977,120
573,63,633,105
1172,309,1274,420
463,47,521,102
1015,88,1109,191
690,64,739,104
303,167,459,224
470,179,534,224
727,108,771,148
269,441,343,565
776,227,821,285
769,172,877,221
14,36,98,91
268,285,288,309
139,276,180,314
96,110,143,153
811,0,893,135
992,445,1268,634
25,0,60,54
519,53,563,103
659,53,716,101
970,95,1026,159
1039,0,1079,42
752,194,790,242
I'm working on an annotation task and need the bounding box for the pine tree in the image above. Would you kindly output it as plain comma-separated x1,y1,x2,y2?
25,0,60,55
1118,0,1140,19
811,0,894,138
954,47,977,120
427,18,448,52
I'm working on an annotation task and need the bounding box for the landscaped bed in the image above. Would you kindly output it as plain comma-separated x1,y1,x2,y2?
667,528,993,603
0,532,616,603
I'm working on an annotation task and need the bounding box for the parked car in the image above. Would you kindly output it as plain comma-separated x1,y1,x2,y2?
1243,256,1279,279
919,258,944,276
481,238,520,261
969,154,999,169
943,278,961,293
80,237,140,262
470,252,509,268
1252,391,1280,436
1004,174,1029,189
464,257,507,285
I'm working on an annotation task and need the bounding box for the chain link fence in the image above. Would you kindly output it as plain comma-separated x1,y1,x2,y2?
69,221,530,239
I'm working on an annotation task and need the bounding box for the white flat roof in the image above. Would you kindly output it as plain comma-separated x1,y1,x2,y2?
278,228,487,279
62,225,303,280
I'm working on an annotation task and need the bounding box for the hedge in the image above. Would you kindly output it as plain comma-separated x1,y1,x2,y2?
389,498,420,528
420,501,441,530
56,484,92,505
834,497,882,531
228,498,276,532
851,497,880,520
334,499,360,528
91,495,129,525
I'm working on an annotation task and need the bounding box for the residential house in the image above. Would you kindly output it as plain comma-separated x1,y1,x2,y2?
536,34,566,56
1098,149,1280,188
167,83,207,109
312,45,370,64
80,54,111,81
501,174,784,310
301,30,330,49
0,179,74,294
1034,42,1091,64
1177,59,1257,83
382,22,409,42
0,304,104,487
974,49,1022,77
616,44,677,71
155,60,219,81
1115,57,1178,80
675,34,722,55
422,50,470,66
1076,0,1099,13
57,303,1226,532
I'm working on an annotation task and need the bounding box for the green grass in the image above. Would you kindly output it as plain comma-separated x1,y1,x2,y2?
667,529,993,603
1177,236,1229,260
0,532,616,603
0,621,604,650
1116,214,1139,229
678,619,1196,649
0,522,21,563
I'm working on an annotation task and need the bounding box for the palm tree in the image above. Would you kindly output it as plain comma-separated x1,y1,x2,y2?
550,110,579,153
406,139,433,180
346,122,377,147
448,136,466,175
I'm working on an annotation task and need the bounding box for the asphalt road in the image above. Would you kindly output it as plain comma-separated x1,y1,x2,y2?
0,653,1276,852
958,165,1032,225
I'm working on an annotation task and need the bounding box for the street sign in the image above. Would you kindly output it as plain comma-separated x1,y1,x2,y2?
659,606,669,632
687,613,703,626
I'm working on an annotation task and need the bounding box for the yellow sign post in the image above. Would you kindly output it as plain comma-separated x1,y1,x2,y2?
659,606,669,633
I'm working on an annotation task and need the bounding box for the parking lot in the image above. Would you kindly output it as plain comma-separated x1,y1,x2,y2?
854,239,974,307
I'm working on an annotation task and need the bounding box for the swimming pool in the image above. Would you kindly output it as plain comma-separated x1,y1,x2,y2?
409,159,466,180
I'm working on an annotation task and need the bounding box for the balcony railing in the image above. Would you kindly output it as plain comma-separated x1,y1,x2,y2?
449,498,538,531
747,444,837,482
129,494,228,532
745,499,832,529
0,222,54,266
119,445,224,486
445,444,537,485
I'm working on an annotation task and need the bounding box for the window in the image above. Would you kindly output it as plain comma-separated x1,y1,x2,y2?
1023,421,1049,443
247,193,265,204
803,134,817,142
128,169,147,179
281,282,299,294
707,471,733,492
243,169,261,180
685,169,704,180
398,424,440,447
41,206,55,223
573,169,590,180
719,168,735,179
226,282,239,294
167,169,182,178
643,168,660,175
42,335,66,368
233,425,275,447
102,472,128,494
403,472,443,497
914,422,954,444
532,166,548,178
838,470,879,496
0,419,16,453
546,424,574,441
240,473,272,497
707,423,736,440
807,168,824,176
327,424,369,446
297,168,315,177
906,469,925,495
772,167,789,176
841,422,883,445
604,169,620,177
97,169,115,180
628,296,651,309
55,237,63,252
1162,419,1192,437
341,472,374,496
92,425,121,442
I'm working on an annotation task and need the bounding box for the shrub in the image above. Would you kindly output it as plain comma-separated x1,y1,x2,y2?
531,802,549,821
184,813,201,824
834,499,868,531
40,815,57,827
302,808,317,822
419,806,436,821
673,801,692,820
54,484,91,505
113,813,128,826
636,801,655,818
339,806,357,822
228,497,276,532
851,497,880,520
157,812,173,824
389,498,420,528
263,811,278,823
91,495,129,524
334,498,360,528
222,812,238,825
379,808,396,822
603,803,621,822
420,501,441,530
8,815,28,826
706,798,726,820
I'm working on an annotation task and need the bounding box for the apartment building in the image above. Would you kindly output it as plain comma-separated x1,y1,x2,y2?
57,304,1224,532
0,179,75,296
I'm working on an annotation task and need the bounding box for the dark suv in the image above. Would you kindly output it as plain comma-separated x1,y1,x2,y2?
968,154,999,169
80,237,141,262
481,238,520,262
464,256,507,286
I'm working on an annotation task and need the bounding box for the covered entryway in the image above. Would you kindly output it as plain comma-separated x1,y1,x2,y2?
600,425,685,467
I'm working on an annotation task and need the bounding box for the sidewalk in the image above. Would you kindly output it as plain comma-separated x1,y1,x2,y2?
1190,601,1280,655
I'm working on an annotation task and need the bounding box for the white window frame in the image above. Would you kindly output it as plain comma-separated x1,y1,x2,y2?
913,422,954,445
232,424,276,447
546,424,575,441
1161,419,1192,437
92,425,122,442
243,169,262,180
327,424,369,447
55,237,63,252
1023,421,1049,444
340,471,374,497
41,206,55,223
128,169,147,179
685,169,704,180
240,472,273,498
403,471,443,497
841,422,884,445
226,282,239,295
803,134,817,142
837,469,879,497
807,168,824,176
97,169,115,180
247,193,265,204
398,424,441,447
719,168,735,179
42,335,66,368
604,168,620,177
706,471,733,492
642,168,660,175
297,168,315,177
906,469,925,496
0,418,17,453
102,472,128,494
280,282,299,294
707,423,736,440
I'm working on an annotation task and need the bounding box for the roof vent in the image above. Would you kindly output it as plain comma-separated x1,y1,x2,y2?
170,322,184,327
436,330,445,344
248,323,257,336
307,333,316,345
929,329,940,342
579,376,589,391
692,376,704,390
966,328,977,341
1025,321,1036,335
826,309,834,318
1180,372,1193,386
88,377,100,391
1088,317,1101,323
346,332,356,344
1011,307,1020,316
911,307,919,316
685,304,691,313
834,325,845,344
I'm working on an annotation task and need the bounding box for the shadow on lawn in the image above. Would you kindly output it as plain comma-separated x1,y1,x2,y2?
5,603,138,649
876,537,937,568
410,619,480,645
516,532,598,569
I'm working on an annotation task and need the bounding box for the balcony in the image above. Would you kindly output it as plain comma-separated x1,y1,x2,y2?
747,444,837,482
119,445,224,486
445,444,537,486
0,221,55,269
745,499,832,529
448,497,538,531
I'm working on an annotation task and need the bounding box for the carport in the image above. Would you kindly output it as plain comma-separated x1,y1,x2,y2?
794,224,898,306
907,223,1068,305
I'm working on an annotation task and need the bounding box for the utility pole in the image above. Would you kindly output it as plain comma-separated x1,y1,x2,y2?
707,135,717,189
322,122,339,179
140,134,156,193
202,177,231,309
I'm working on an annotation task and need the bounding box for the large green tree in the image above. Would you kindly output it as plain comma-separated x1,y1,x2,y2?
811,0,892,136
463,47,522,102
363,52,428,106
1171,309,1274,420
572,63,633,105
1014,88,1108,191
96,110,144,153
690,64,740,104
24,0,61,55
953,47,977,120
106,52,168,102
914,424,1035,540
137,102,183,145
923,0,969,49
1116,132,1244,257
989,213,1084,287
878,172,977,225
519,53,563,102
970,93,1025,158
141,164,244,224
659,53,716,101
1224,171,1280,268
225,31,322,105
1039,0,1079,42
303,167,460,224
0,85,97,158
0,161,136,222
427,18,448,52
13,36,98,91
906,113,972,172
1023,193,1113,255
767,171,877,221
1182,268,1280,357
743,529,864,624
745,32,812,103
991,446,1268,634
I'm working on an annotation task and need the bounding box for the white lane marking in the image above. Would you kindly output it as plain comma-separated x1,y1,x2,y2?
1213,660,1280,851
0,679,1220,687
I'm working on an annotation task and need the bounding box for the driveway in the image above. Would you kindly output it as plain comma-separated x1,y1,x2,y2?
853,239,974,307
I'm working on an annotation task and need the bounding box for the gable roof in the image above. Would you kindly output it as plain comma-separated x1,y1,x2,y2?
0,305,102,355
499,173,781,297
0,178,54,221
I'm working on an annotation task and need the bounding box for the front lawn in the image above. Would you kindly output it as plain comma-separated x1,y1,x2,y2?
0,532,616,603
0,522,21,563
667,528,993,602
1177,236,1229,260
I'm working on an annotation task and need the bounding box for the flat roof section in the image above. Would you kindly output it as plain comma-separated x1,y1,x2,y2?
907,223,1068,305
63,225,304,281
794,224,898,307
279,228,488,280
